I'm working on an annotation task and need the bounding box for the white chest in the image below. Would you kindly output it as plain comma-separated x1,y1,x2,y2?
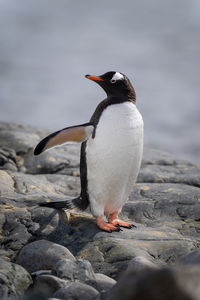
86,102,144,216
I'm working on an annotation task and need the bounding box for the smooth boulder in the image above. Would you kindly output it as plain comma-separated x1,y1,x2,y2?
16,240,75,273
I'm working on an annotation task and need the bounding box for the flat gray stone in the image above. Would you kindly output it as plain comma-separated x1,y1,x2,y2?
24,145,80,176
139,147,200,188
77,222,194,279
11,172,80,198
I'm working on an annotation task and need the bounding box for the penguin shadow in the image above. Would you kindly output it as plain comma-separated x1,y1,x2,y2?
32,207,100,255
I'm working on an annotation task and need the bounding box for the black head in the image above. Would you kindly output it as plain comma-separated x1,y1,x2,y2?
85,71,136,102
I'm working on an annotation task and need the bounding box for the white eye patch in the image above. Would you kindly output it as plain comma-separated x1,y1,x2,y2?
111,72,124,81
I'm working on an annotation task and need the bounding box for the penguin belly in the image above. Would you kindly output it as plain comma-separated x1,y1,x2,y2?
86,102,143,217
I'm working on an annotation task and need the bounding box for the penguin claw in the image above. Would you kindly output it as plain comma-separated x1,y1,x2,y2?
115,227,122,232
109,227,122,233
131,224,137,228
126,224,137,229
108,223,122,232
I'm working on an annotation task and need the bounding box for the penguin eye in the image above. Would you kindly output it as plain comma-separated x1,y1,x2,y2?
110,79,116,84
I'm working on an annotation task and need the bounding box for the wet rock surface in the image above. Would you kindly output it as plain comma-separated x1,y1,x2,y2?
0,121,200,299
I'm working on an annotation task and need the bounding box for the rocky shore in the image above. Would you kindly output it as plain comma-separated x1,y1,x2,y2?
0,121,200,299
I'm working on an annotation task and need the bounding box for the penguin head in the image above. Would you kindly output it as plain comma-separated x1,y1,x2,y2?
85,71,136,101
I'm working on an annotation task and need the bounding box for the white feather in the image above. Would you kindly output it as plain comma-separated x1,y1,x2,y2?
111,72,124,81
86,102,143,217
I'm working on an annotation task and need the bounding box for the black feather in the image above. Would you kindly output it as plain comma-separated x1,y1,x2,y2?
39,196,88,211
34,131,59,155
39,199,75,209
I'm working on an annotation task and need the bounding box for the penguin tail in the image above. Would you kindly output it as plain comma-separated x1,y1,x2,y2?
39,196,88,211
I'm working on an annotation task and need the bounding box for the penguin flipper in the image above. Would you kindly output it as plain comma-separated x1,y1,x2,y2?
34,123,94,155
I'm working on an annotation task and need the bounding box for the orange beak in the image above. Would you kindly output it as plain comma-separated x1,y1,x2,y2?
85,75,104,81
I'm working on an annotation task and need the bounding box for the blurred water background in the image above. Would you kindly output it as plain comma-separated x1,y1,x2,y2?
0,0,199,164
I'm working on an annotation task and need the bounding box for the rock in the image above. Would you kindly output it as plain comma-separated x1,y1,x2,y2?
22,291,48,300
0,201,32,259
23,145,80,176
126,256,161,272
16,240,75,273
77,222,194,279
90,273,116,293
0,122,48,154
31,274,69,298
52,257,115,294
123,182,200,227
0,121,200,297
0,147,18,172
138,148,200,188
0,257,32,299
0,170,15,196
105,265,200,300
52,258,96,283
11,172,80,198
179,249,200,265
53,282,99,300
50,258,115,294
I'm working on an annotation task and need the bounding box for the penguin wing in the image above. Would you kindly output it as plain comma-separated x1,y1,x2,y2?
34,123,94,155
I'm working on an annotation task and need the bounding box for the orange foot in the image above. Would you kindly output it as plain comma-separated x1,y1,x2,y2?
108,212,136,229
96,215,121,232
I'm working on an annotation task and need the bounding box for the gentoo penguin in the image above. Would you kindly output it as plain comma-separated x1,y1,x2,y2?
34,71,144,232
